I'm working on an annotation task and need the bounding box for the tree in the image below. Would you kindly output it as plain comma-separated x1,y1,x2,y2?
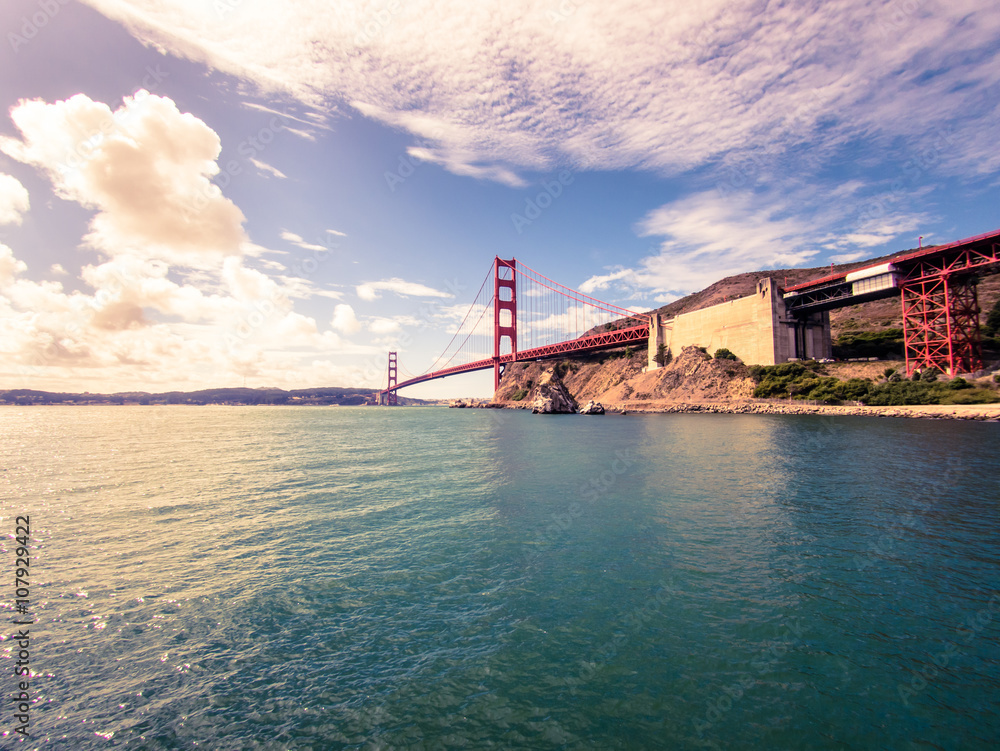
714,348,738,361
983,297,1000,337
654,344,671,366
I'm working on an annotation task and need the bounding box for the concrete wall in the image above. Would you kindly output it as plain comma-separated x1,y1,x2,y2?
647,278,831,368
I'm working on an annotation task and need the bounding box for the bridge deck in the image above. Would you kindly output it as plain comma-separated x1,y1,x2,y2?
389,324,649,393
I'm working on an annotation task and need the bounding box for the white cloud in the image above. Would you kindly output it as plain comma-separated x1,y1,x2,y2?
581,191,822,298
356,278,453,301
281,229,331,252
578,268,634,295
331,303,361,335
0,93,370,391
0,173,30,225
0,244,28,284
0,91,246,266
367,317,402,335
77,0,1000,182
250,158,287,179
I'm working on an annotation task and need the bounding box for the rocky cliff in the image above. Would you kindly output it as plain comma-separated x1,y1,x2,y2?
494,346,756,411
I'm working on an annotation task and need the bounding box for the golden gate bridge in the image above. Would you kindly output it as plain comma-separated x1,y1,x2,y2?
377,228,1000,404
376,258,651,405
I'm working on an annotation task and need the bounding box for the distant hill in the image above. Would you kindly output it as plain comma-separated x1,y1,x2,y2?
0,386,439,407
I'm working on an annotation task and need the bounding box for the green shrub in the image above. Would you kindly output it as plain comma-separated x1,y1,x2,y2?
939,388,1000,405
833,328,904,359
714,348,738,361
920,368,939,383
511,387,529,401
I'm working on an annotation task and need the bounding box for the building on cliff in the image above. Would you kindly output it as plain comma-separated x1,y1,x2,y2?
647,278,831,370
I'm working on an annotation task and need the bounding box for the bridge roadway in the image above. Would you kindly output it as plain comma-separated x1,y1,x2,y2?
388,323,650,392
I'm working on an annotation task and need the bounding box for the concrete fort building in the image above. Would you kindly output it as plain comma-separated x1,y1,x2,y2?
646,278,832,369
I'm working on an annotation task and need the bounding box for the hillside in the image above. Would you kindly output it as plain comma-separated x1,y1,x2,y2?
647,249,1000,340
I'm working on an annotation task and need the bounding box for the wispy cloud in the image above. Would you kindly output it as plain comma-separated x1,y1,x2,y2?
80,0,1000,184
280,230,328,252
356,278,454,301
251,158,287,179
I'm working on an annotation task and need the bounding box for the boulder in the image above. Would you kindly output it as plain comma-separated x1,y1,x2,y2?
579,400,605,415
529,367,577,414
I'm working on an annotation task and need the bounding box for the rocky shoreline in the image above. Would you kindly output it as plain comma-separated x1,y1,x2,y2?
452,398,1000,421
601,401,1000,421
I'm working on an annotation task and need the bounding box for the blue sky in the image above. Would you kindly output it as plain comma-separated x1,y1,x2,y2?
1,0,999,398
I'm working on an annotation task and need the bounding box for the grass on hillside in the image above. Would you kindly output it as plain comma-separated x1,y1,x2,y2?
749,362,1000,406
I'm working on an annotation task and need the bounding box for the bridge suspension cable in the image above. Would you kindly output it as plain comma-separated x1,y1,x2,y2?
424,263,496,374
512,260,649,351
383,256,653,397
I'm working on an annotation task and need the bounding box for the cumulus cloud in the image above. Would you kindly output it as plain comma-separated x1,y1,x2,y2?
0,92,373,392
331,303,361,335
0,174,30,225
0,241,378,391
0,91,246,265
356,278,453,301
79,0,1000,181
0,244,28,284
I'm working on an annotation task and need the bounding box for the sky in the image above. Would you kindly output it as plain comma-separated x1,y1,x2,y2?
1,0,999,399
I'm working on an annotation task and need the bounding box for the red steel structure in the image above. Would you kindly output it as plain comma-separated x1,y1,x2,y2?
894,233,999,375
494,259,517,389
385,351,398,405
378,257,651,401
784,228,1000,376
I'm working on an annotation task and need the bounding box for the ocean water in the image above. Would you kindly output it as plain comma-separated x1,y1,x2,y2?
1,405,999,750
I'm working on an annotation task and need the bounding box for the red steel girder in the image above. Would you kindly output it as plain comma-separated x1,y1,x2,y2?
494,258,517,390
899,242,1000,284
388,324,651,393
386,351,399,405
901,275,982,376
